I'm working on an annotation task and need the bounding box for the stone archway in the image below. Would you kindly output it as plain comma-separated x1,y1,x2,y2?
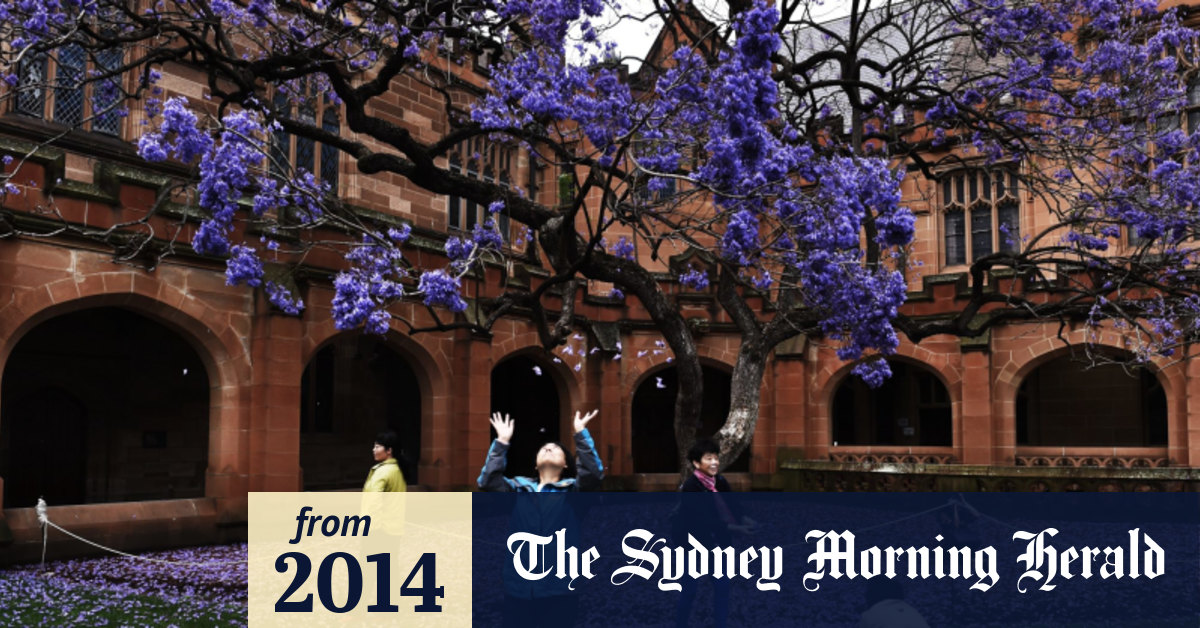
830,360,952,447
631,364,748,472
299,332,423,489
0,307,209,508
1016,353,1166,447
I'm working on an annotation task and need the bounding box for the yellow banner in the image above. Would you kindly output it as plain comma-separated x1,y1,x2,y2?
248,492,471,627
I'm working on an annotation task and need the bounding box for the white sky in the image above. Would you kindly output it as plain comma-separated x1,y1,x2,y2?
585,0,856,68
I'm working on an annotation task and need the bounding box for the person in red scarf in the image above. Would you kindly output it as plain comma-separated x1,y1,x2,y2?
680,439,731,492
674,438,756,628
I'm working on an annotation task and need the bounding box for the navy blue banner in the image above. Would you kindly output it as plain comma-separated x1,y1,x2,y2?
472,493,1199,627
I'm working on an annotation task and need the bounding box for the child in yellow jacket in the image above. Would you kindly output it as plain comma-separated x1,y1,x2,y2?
364,430,406,492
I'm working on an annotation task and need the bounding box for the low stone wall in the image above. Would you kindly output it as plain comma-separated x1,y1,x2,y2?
0,498,244,565
776,460,1200,492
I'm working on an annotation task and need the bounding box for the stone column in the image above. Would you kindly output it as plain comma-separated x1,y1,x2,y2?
960,349,995,464
453,328,493,488
772,338,807,468
245,303,303,493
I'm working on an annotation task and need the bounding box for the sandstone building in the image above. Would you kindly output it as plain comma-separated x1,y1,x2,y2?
1,3,1198,563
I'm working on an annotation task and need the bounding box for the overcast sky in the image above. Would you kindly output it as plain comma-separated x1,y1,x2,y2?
585,0,855,68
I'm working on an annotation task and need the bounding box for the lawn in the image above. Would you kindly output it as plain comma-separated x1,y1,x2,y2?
0,544,247,627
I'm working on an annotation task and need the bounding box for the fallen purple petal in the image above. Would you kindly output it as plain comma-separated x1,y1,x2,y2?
0,543,248,626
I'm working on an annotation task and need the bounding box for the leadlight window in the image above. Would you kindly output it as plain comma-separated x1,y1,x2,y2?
447,137,513,239
269,85,340,191
14,45,124,137
941,168,1022,266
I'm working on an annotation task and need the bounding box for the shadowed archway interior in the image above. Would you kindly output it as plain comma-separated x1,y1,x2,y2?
632,365,748,473
300,333,422,489
0,307,209,508
832,361,952,447
490,355,561,479
1017,355,1166,447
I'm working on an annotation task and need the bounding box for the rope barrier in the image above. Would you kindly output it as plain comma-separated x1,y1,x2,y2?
35,498,246,568
39,499,47,572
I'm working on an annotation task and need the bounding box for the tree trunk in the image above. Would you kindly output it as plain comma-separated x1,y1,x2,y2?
716,339,768,471
673,354,705,471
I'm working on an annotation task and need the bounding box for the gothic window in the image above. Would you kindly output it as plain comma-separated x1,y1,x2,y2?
448,153,463,229
14,45,123,137
447,137,514,240
941,168,1021,267
270,94,290,177
269,84,341,191
53,45,86,126
294,104,317,176
92,47,124,135
320,108,340,189
1187,73,1200,134
15,53,48,118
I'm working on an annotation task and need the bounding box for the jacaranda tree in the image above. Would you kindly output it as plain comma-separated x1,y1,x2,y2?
3,0,1200,469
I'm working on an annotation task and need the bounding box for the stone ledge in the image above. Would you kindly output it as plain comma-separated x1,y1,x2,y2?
779,459,1200,480
776,459,1200,492
0,497,239,566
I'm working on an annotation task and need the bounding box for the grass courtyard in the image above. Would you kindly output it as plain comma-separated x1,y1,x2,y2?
0,544,247,627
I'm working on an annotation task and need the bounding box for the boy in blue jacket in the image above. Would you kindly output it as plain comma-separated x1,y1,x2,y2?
477,409,603,492
477,409,604,627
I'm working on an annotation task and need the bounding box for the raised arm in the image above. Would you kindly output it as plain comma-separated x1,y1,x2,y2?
572,410,604,491
477,412,517,491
